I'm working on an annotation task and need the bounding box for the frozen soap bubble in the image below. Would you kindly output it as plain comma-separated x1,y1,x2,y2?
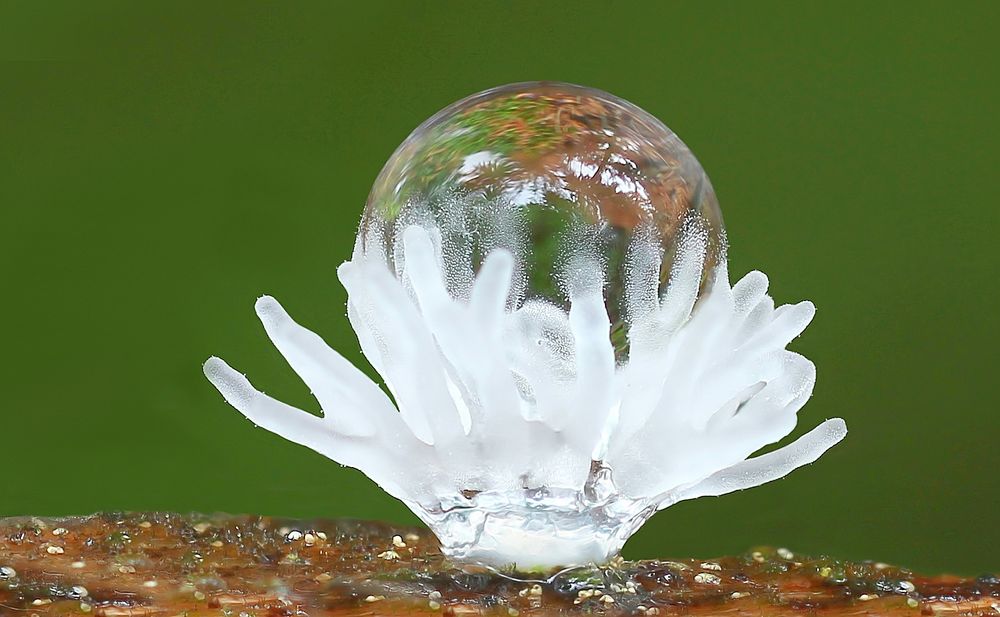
207,81,847,569
361,82,725,357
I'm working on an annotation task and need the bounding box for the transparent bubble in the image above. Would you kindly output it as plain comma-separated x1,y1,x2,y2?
361,82,725,357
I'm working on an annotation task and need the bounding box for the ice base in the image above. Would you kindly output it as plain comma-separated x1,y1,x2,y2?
411,467,656,568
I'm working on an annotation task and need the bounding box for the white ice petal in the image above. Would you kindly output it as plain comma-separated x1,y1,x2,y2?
738,300,815,354
732,270,769,316
667,418,848,506
737,295,775,342
402,225,451,309
337,261,388,376
360,265,468,447
203,356,420,498
254,295,401,437
204,356,342,455
505,300,576,426
654,227,707,335
402,227,526,441
565,264,616,441
470,248,514,333
624,225,663,325
730,352,815,430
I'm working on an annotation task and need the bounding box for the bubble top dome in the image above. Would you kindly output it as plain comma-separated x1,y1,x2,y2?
361,82,725,356
205,81,847,569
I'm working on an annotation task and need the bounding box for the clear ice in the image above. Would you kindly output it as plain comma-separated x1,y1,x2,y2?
205,82,847,568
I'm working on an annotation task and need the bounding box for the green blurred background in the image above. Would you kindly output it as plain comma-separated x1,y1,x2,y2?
1,1,997,574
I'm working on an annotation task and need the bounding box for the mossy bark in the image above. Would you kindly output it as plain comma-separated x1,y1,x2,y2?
0,513,996,616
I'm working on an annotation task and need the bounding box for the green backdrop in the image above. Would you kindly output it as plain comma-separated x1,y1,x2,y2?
1,1,997,575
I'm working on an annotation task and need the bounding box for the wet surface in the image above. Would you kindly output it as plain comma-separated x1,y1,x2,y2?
1,513,996,616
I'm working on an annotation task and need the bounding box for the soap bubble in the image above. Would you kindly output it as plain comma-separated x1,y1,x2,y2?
361,82,724,357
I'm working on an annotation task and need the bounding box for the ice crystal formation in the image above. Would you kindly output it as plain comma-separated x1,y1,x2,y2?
205,82,847,568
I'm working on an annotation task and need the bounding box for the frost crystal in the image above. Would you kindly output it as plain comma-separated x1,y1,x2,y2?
205,222,845,567
204,82,846,568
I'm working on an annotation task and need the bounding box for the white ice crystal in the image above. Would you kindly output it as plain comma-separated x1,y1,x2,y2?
204,219,846,568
